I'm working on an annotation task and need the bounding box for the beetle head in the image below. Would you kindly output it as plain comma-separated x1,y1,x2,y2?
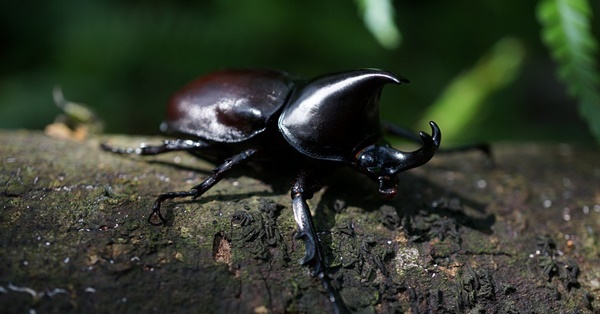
355,121,441,199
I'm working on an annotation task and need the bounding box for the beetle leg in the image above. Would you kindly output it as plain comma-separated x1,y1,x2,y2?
149,148,259,225
100,139,210,155
291,171,349,314
290,171,325,270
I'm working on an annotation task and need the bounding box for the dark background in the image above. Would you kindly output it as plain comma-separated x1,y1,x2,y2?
1,0,598,143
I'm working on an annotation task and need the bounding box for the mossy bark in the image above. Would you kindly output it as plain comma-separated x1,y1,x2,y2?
1,130,599,313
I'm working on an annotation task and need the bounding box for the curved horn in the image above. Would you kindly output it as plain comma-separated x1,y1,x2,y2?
355,121,441,199
389,121,441,174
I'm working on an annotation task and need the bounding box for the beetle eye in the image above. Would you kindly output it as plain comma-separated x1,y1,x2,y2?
359,152,376,167
357,151,384,175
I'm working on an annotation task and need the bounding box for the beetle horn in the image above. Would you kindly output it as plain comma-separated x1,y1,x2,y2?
355,121,441,200
380,121,440,199
389,121,441,173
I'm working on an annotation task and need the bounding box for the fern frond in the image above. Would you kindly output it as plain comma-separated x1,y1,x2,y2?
537,0,600,143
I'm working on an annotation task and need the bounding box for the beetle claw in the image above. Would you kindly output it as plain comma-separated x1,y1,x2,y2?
148,201,167,225
148,213,164,226
295,231,317,265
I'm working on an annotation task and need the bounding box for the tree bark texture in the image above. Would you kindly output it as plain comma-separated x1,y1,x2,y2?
1,130,599,313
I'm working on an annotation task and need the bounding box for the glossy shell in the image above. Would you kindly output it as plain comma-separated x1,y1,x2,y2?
278,69,408,162
163,69,294,142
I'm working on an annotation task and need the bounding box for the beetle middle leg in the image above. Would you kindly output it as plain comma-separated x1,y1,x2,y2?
149,147,259,225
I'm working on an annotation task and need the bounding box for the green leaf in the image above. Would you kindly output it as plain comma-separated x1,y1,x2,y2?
537,0,600,143
417,38,525,142
355,0,402,49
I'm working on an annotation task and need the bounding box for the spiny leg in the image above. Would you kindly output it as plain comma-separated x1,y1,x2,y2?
149,147,259,225
291,171,349,314
101,139,210,155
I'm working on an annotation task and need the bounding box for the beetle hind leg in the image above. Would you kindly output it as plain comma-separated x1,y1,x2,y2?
101,139,210,155
148,148,259,225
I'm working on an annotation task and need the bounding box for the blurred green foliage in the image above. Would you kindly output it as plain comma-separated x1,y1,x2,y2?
537,0,600,143
0,0,598,143
418,37,525,141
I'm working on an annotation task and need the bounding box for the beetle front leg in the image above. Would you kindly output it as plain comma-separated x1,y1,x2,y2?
290,171,326,270
149,147,259,225
291,171,349,314
101,139,210,155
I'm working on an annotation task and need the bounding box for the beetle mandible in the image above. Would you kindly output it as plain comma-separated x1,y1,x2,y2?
101,69,441,312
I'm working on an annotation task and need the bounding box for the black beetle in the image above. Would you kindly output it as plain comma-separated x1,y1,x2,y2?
101,69,441,313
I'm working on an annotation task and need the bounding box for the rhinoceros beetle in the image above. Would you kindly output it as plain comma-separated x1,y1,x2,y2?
101,69,441,313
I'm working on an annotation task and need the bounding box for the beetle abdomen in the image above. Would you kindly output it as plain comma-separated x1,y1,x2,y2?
164,69,294,142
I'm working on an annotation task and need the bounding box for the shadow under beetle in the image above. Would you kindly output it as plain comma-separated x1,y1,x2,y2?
101,68,441,313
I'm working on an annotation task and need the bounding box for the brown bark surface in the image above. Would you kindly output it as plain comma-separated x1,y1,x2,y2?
1,130,599,313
